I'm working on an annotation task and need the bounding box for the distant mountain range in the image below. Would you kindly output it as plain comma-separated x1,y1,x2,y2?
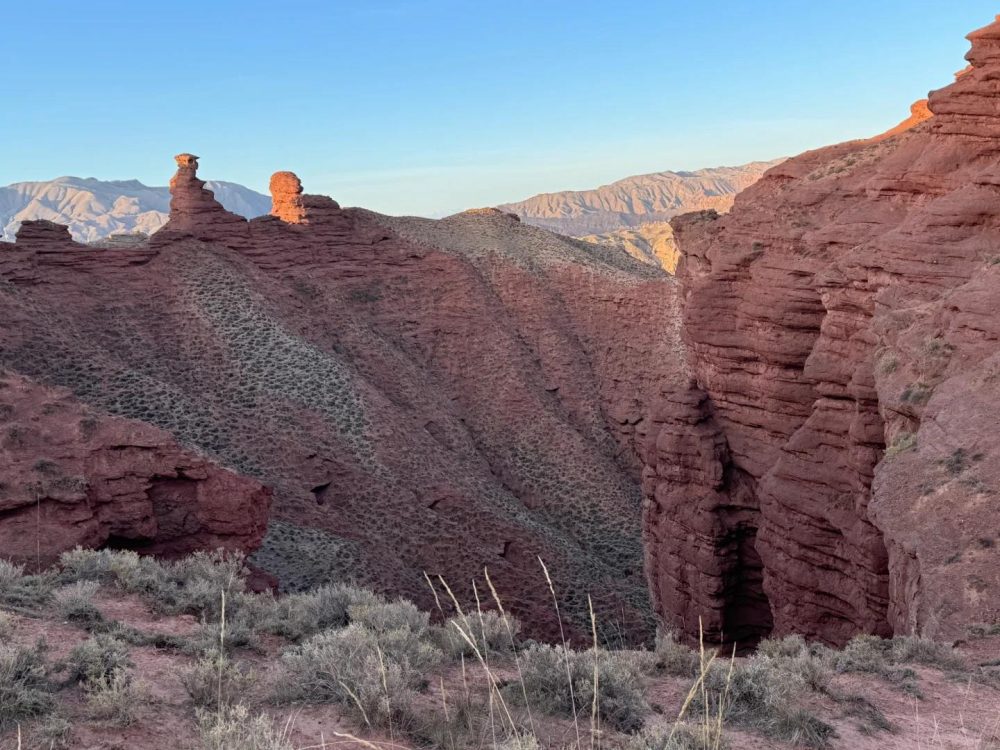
0,176,271,242
498,159,783,270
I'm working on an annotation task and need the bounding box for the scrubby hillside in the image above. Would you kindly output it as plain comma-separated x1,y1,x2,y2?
2,549,998,750
0,159,683,645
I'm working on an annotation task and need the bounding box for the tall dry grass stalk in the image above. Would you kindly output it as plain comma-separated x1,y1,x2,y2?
538,556,582,750
484,567,535,738
589,594,600,750
435,576,517,734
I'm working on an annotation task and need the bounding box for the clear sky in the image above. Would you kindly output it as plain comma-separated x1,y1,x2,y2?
3,1,996,216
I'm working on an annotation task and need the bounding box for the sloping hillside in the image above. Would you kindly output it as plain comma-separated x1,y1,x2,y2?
498,160,782,237
0,159,685,644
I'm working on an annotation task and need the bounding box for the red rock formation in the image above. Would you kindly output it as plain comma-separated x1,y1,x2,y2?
0,372,271,567
0,160,681,643
154,154,251,247
643,15,1000,646
269,171,307,223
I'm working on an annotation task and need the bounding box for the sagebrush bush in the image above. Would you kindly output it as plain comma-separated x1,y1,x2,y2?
653,630,698,677
53,581,104,628
626,723,728,750
157,550,249,619
59,547,166,595
0,559,55,608
182,650,257,709
693,658,834,748
264,582,380,640
197,704,294,750
436,610,520,659
0,610,14,640
513,644,652,732
277,612,439,730
0,640,54,729
831,633,962,675
755,635,831,692
84,671,143,726
497,733,541,750
62,634,132,687
279,626,417,727
888,635,964,670
37,714,72,747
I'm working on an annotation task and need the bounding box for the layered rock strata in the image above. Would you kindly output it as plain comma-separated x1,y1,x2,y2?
0,372,271,566
643,16,1000,646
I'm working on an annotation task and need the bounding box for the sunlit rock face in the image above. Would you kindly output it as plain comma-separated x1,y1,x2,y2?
642,15,1000,647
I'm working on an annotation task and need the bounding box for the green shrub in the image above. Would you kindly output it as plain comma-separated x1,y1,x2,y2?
157,550,249,619
59,547,167,595
692,658,834,748
497,733,542,750
0,559,55,608
626,723,728,750
84,672,143,726
277,618,437,729
756,635,831,692
53,581,104,628
37,714,72,747
513,644,651,733
888,635,964,670
62,634,132,687
0,640,54,729
653,630,698,677
436,610,520,659
832,634,962,674
264,583,379,640
182,650,256,709
0,610,14,640
278,601,442,727
197,704,294,750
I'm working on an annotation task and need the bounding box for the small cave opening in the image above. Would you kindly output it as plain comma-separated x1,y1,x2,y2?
719,523,774,650
310,481,332,506
715,464,774,650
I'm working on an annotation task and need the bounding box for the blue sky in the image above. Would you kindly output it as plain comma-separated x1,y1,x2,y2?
3,1,996,215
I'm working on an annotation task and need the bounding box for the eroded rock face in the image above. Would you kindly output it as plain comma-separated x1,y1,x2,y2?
0,372,271,567
0,157,681,643
154,154,251,247
643,16,1000,646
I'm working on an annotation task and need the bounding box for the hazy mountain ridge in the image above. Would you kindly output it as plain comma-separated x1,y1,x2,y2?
0,176,271,242
498,159,784,237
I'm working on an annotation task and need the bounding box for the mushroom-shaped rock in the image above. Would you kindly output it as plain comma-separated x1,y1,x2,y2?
154,153,251,248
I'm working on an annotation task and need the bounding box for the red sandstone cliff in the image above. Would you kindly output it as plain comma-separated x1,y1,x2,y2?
0,372,271,566
0,154,682,642
642,16,1000,647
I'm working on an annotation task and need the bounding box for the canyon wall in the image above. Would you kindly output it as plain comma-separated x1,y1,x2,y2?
642,17,1000,646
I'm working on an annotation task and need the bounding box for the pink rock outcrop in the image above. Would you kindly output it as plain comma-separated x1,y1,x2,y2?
642,15,1000,646
153,153,251,247
0,372,271,567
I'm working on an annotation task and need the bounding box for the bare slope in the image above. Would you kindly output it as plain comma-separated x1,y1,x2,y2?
497,160,783,237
